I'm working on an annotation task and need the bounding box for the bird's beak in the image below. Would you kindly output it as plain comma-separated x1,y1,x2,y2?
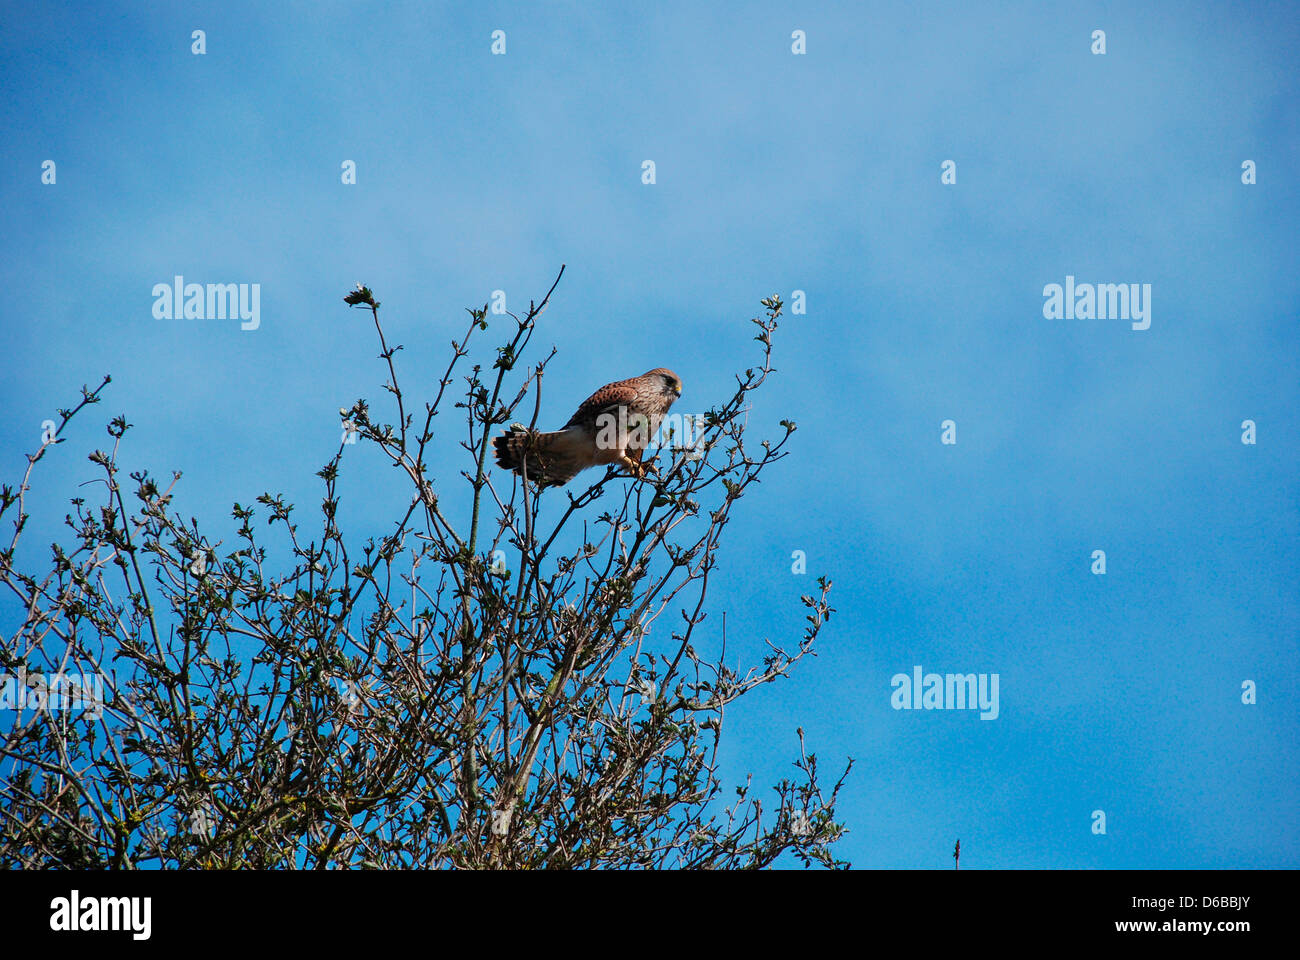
673,387,682,398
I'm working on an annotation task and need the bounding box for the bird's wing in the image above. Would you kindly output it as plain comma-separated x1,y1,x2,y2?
564,381,640,428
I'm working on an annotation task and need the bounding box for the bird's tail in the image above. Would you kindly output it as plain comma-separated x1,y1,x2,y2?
493,427,572,486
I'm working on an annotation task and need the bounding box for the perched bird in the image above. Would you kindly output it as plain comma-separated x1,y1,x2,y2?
493,368,683,487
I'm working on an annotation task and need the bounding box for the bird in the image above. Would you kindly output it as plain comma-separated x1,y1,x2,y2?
492,368,683,487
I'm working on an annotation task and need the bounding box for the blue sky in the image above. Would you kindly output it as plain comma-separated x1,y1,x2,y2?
2,0,1297,868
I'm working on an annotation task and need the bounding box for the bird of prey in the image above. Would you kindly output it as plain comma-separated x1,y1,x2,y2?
492,368,683,487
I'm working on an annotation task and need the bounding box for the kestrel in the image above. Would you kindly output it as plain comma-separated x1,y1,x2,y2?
492,368,683,487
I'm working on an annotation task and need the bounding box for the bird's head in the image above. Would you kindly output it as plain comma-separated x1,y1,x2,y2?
647,368,683,401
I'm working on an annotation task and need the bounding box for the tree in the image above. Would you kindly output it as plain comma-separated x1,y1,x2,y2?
0,269,850,868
